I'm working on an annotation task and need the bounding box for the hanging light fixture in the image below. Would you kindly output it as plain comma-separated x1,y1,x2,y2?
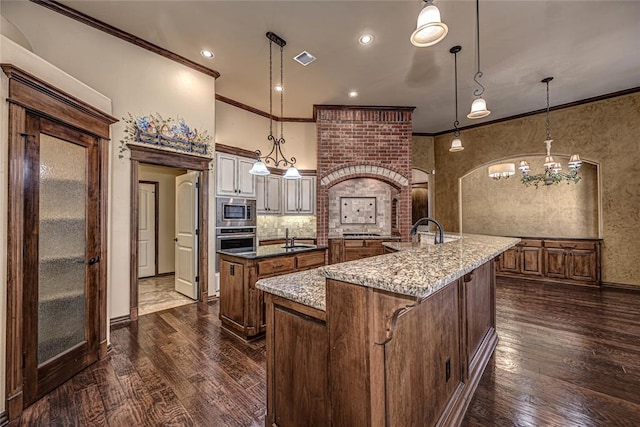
449,45,464,152
249,32,301,180
467,0,490,119
410,0,448,47
519,77,582,187
488,163,516,180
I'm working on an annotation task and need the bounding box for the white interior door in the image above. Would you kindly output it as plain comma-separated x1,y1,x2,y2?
138,183,156,278
175,171,199,299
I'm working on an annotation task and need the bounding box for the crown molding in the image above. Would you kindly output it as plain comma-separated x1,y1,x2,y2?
215,94,314,123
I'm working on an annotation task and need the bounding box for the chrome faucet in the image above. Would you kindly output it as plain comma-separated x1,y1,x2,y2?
285,228,289,248
410,217,445,244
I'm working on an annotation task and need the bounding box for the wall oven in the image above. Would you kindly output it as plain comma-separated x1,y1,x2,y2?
215,227,256,272
216,197,256,228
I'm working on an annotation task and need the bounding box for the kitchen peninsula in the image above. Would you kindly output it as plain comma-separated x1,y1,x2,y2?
256,234,519,426
218,244,327,340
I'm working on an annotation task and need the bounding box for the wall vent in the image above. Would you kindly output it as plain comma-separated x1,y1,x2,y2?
293,51,316,66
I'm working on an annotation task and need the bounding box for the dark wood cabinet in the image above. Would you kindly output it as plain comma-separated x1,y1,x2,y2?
497,237,601,286
329,238,400,264
219,249,327,340
264,259,498,426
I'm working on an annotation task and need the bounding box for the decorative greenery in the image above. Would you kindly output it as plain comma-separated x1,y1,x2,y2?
521,169,581,188
119,113,212,158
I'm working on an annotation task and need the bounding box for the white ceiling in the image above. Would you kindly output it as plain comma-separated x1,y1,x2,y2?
57,0,640,133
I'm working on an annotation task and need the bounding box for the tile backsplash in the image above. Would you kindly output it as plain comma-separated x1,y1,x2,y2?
328,178,397,236
257,215,317,240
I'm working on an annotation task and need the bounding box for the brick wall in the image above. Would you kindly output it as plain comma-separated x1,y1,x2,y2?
315,106,414,245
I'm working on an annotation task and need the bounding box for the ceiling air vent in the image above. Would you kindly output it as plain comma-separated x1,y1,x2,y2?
293,51,316,66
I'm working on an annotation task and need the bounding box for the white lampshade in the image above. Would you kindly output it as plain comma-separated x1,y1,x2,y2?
410,4,448,47
518,160,530,173
249,160,270,176
568,154,582,169
488,163,516,179
552,162,562,173
449,137,464,152
543,155,556,168
283,166,302,180
467,97,491,119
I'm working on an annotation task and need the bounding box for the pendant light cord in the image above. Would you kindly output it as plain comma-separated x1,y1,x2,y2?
280,43,284,140
545,79,551,141
473,0,486,97
454,50,460,136
269,39,274,138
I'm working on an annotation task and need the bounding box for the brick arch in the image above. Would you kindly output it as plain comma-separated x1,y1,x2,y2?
320,164,409,188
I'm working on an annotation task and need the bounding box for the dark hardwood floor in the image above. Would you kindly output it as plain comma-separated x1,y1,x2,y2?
9,278,640,426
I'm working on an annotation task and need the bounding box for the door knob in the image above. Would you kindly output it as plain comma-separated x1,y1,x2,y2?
174,237,178,242
88,256,100,265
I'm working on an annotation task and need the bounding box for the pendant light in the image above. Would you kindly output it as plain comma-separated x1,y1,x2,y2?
467,0,491,119
518,77,582,187
249,32,301,179
449,45,464,152
410,0,448,47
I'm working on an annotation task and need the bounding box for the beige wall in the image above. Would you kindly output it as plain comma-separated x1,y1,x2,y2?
461,157,599,238
215,100,317,170
434,92,640,286
138,164,188,275
412,135,435,174
1,1,218,323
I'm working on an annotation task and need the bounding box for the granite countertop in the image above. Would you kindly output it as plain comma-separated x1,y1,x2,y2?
218,244,327,260
259,236,317,242
256,233,519,311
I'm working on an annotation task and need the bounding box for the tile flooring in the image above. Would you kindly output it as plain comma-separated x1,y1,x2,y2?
138,274,195,316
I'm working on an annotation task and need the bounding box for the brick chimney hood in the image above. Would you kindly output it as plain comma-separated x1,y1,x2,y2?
314,105,415,246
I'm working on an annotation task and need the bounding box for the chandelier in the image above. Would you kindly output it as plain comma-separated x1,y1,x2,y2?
519,77,582,187
249,32,301,180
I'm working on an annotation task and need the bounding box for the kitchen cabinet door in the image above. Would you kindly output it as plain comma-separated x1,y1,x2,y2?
257,175,281,214
216,153,238,196
283,176,316,214
237,157,257,198
298,176,315,214
215,153,256,198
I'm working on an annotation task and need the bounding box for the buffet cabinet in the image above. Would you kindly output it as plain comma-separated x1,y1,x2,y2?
496,237,601,286
219,249,327,340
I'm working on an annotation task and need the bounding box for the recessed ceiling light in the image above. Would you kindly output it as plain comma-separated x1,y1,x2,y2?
200,49,215,59
274,84,284,92
348,90,359,98
359,34,374,45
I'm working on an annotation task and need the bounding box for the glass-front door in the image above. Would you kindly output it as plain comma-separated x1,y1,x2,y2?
23,114,101,404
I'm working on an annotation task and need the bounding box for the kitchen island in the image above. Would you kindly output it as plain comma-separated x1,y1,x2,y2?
256,233,519,427
217,245,327,340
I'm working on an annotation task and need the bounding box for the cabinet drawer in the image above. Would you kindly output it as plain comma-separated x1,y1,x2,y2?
518,239,543,248
258,256,296,276
344,239,365,248
345,247,379,261
365,240,384,248
296,251,326,270
545,240,596,250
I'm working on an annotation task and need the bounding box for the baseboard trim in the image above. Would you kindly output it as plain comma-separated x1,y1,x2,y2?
207,295,218,303
601,282,640,292
110,314,131,327
0,410,8,427
154,272,175,277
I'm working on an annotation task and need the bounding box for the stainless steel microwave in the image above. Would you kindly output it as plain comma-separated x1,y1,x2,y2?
216,197,256,228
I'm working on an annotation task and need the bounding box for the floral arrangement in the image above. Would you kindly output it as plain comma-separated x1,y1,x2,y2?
119,113,212,158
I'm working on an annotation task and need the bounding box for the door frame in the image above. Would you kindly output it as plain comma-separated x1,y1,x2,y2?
138,180,160,278
3,64,116,421
128,144,211,321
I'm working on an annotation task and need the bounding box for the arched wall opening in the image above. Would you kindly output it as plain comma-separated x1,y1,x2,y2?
459,155,601,238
